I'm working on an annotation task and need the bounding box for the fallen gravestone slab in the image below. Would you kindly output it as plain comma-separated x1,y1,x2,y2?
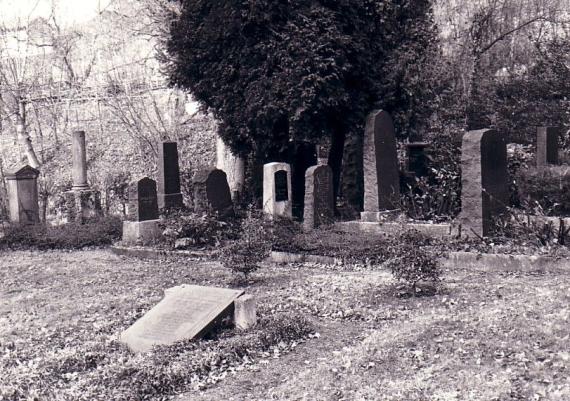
121,285,245,352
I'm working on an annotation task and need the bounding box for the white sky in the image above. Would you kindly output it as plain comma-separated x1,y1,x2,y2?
0,0,113,26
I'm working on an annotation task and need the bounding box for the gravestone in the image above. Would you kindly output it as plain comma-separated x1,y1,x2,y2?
289,142,317,219
537,127,559,167
459,129,509,237
192,168,233,216
5,165,40,225
361,110,400,222
123,177,161,245
61,131,102,223
121,285,246,353
157,141,183,209
263,163,292,219
304,165,334,230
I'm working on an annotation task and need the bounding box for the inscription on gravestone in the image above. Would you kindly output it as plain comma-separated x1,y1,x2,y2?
137,178,159,221
193,169,233,216
274,170,289,202
121,285,245,352
157,141,183,209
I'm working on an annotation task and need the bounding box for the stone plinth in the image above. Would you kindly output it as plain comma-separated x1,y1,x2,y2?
537,127,559,167
193,168,233,217
122,220,162,246
303,165,334,230
362,110,400,214
458,129,509,237
5,165,40,225
216,137,245,200
61,189,102,223
157,141,183,210
360,210,402,223
263,162,292,219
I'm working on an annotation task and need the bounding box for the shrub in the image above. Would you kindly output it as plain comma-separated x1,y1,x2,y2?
384,231,442,295
219,208,271,279
0,216,122,250
516,166,570,216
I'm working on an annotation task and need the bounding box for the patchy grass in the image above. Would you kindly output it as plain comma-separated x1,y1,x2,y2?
1,249,570,400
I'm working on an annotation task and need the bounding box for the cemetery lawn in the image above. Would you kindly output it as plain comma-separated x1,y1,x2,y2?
1,249,570,400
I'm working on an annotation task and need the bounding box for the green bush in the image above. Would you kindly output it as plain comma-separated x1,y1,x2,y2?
219,208,271,279
516,166,570,216
0,216,122,250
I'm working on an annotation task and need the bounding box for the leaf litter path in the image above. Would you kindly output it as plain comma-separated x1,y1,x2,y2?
1,249,570,401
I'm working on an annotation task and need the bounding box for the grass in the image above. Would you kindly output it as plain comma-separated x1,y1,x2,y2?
1,249,570,400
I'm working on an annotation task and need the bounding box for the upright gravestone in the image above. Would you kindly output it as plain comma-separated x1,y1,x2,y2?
122,177,161,245
193,168,233,216
537,127,559,167
61,130,102,223
120,285,248,353
157,141,183,210
361,110,400,222
459,129,509,237
263,163,292,219
5,165,40,225
304,165,334,230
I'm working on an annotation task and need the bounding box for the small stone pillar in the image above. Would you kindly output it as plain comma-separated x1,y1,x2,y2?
263,162,292,219
537,127,559,167
303,165,334,230
157,141,184,210
5,165,40,225
216,137,245,201
459,129,509,237
234,295,257,330
122,177,162,245
361,110,400,222
72,131,89,189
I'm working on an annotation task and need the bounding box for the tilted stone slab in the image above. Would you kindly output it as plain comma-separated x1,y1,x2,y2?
121,285,244,352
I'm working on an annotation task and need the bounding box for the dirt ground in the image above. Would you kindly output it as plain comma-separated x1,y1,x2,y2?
1,249,570,401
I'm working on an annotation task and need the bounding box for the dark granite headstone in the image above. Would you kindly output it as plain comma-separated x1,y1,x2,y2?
157,141,183,209
459,129,509,237
274,170,289,202
304,165,334,230
129,177,159,222
193,169,233,216
363,110,400,212
537,127,559,167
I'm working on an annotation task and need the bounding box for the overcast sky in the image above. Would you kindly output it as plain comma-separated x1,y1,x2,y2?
0,0,113,26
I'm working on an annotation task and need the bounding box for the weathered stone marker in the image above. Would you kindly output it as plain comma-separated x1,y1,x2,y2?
5,165,40,225
361,110,400,222
216,137,245,200
157,141,183,209
192,168,233,216
122,177,161,245
263,162,292,219
62,130,102,223
459,129,509,237
120,285,249,353
303,165,334,230
537,126,559,167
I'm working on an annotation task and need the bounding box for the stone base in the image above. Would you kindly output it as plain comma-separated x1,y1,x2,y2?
122,220,162,246
61,189,102,223
337,221,459,238
158,193,184,210
360,210,402,223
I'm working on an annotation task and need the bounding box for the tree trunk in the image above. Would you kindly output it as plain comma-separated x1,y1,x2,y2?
16,100,41,168
328,127,346,206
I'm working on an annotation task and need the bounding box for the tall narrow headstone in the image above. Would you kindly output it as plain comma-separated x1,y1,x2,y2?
263,163,292,219
5,165,40,225
193,168,233,216
459,129,509,237
157,141,183,209
216,137,245,200
361,110,400,222
123,177,161,245
72,131,89,189
537,127,559,167
303,165,334,230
